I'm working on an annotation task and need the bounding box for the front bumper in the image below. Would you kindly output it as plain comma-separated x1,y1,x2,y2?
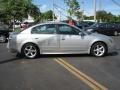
108,40,116,53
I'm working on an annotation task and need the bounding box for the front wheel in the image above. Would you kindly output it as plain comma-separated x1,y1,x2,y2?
90,42,107,57
21,43,39,59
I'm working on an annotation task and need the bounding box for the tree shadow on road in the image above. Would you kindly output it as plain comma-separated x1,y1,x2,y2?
37,51,119,59
107,51,119,56
0,58,20,64
0,54,24,64
0,52,118,64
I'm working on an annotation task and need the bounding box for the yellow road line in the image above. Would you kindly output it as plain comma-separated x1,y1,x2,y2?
54,58,108,90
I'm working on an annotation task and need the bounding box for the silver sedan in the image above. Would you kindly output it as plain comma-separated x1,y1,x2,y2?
7,22,115,59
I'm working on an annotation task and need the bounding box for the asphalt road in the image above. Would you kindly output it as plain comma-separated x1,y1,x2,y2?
0,36,120,90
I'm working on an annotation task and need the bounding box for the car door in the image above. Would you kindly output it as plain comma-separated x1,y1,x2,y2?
31,24,59,53
57,24,88,52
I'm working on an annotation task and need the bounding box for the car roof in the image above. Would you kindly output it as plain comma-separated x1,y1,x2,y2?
35,21,68,26
21,21,81,34
29,21,80,30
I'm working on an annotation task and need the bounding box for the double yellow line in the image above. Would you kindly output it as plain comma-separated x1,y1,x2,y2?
54,58,108,90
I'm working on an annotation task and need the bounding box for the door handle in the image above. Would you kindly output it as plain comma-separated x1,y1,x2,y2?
62,38,65,40
35,38,39,39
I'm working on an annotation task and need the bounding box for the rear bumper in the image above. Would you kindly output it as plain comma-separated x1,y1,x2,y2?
7,42,18,53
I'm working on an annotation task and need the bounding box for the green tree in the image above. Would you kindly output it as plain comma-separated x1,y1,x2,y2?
117,15,120,22
84,15,94,20
85,10,120,23
23,0,40,20
75,11,82,20
41,10,56,21
0,0,41,24
96,10,120,23
64,0,80,18
96,10,108,22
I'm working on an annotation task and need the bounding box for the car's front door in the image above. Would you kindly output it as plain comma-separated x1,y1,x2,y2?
31,24,59,53
58,24,88,52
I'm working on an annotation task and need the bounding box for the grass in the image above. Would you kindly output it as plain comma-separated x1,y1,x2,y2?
12,28,21,33
14,28,21,32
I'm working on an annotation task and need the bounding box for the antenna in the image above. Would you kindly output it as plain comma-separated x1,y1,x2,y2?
82,0,84,21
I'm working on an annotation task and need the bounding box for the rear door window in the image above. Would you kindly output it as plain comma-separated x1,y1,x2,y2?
31,24,56,34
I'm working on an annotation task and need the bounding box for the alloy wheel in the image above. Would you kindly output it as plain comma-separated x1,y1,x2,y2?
23,44,38,59
91,42,107,57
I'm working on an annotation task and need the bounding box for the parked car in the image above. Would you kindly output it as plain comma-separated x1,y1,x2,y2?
0,24,12,43
76,21,94,29
61,20,94,29
86,23,120,36
7,22,115,59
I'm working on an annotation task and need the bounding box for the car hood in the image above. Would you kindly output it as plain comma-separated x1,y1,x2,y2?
89,33,111,40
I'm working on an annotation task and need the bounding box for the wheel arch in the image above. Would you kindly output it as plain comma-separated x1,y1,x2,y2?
20,42,40,54
89,41,108,54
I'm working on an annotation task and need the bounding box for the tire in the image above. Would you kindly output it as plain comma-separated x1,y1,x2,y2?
90,42,107,57
21,43,39,59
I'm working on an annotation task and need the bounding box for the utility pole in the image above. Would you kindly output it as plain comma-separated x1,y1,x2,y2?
99,0,102,22
59,11,61,21
82,0,84,21
99,0,102,11
94,0,96,22
53,0,55,21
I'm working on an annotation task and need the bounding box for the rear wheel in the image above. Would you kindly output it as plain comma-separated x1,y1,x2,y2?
90,42,107,57
21,43,39,59
0,35,6,43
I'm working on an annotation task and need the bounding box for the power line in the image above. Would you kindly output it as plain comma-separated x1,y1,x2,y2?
99,0,102,11
111,0,120,8
54,7,67,17
54,4,68,19
54,4,68,18
54,4,67,11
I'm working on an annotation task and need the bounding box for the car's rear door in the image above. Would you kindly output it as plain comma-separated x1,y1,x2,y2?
31,24,59,53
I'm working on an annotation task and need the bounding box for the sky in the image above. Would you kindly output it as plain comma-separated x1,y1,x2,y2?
33,0,120,20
